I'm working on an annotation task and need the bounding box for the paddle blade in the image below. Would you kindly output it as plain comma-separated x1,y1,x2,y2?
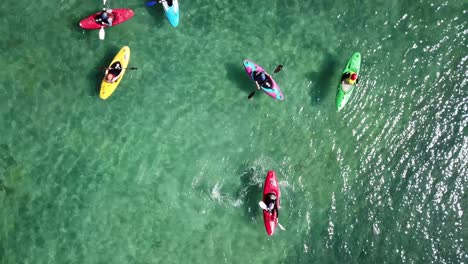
248,90,256,99
259,201,267,210
274,64,283,73
146,1,158,6
278,223,286,231
97,67,138,70
99,27,105,40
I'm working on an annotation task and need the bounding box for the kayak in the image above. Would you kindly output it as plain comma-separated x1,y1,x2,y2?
100,46,131,100
162,0,179,27
335,52,361,111
243,60,284,101
79,9,134,30
262,170,280,236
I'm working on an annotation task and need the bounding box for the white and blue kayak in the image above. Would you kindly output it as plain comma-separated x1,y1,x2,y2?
162,0,179,27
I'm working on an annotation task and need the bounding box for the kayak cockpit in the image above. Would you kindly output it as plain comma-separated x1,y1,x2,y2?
94,12,116,26
105,62,123,83
342,82,353,93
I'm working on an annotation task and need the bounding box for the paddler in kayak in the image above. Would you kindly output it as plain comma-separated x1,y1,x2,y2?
155,0,173,6
253,71,273,90
342,72,359,85
265,193,277,214
96,9,114,27
105,62,122,83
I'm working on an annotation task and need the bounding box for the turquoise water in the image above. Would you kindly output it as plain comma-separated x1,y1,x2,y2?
0,0,466,263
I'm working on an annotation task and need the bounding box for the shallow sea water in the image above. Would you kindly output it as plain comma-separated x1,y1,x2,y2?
0,0,466,263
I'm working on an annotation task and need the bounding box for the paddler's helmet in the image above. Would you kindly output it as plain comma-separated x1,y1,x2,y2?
106,73,114,81
101,12,108,19
260,72,267,81
269,193,277,200
351,73,358,81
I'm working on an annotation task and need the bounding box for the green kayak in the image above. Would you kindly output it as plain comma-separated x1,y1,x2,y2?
335,52,361,111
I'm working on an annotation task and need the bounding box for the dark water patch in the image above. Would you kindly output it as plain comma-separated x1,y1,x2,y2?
236,162,263,222
0,243,4,263
68,9,94,37
145,4,166,27
35,236,46,248
308,54,340,105
224,62,255,95
0,35,24,50
150,239,162,249
0,145,23,196
0,180,14,196
0,144,17,168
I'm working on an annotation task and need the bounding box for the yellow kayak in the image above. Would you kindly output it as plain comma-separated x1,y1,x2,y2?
99,46,131,100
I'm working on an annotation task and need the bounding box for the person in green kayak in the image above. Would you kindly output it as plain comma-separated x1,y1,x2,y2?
253,71,272,90
342,72,359,85
265,193,277,214
96,9,114,27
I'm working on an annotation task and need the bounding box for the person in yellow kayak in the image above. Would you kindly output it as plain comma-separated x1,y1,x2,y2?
105,62,122,83
342,72,359,85
96,9,114,27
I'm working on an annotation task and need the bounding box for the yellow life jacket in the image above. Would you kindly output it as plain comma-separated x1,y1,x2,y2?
345,71,357,85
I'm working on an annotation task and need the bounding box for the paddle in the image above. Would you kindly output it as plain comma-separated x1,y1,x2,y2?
97,67,138,70
258,201,286,231
99,0,107,40
99,27,105,40
278,223,286,231
248,64,283,99
146,0,160,7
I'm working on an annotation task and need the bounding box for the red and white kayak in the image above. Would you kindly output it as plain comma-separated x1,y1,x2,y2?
79,9,134,30
262,170,280,236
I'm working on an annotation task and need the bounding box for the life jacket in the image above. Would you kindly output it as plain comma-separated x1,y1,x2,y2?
345,71,357,85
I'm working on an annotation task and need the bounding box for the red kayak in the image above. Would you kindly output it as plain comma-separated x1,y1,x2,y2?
79,9,134,30
262,170,280,236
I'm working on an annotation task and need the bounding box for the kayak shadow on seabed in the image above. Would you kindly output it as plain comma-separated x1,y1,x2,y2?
145,3,167,27
235,164,264,223
87,48,121,96
307,54,340,105
224,62,256,95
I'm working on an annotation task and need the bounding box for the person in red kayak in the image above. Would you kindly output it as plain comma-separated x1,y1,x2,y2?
253,71,272,90
105,62,122,83
342,72,359,85
265,193,277,214
96,9,114,27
